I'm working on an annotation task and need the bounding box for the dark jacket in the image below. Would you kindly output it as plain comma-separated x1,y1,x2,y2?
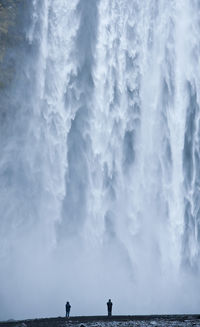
66,303,71,312
107,301,112,311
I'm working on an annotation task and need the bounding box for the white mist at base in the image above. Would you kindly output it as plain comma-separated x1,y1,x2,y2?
1,0,200,321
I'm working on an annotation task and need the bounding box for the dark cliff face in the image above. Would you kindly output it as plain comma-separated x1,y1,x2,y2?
0,0,17,88
0,0,26,89
0,0,32,141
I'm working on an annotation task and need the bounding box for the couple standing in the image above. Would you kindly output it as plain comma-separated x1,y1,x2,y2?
65,299,113,317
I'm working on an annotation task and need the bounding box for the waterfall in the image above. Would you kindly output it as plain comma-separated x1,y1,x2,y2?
0,0,200,320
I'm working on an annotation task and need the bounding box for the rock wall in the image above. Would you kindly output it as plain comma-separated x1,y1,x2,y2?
0,0,23,88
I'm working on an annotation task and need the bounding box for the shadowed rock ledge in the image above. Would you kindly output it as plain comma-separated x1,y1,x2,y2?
1,315,200,327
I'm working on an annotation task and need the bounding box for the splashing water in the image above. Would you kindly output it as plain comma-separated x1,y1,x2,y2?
1,0,200,320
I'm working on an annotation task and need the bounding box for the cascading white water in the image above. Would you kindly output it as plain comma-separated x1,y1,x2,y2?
1,0,200,320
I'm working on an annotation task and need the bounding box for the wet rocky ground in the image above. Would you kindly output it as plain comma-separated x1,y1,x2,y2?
1,315,200,327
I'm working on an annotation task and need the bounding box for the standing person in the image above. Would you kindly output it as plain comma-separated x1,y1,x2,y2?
65,301,71,318
107,299,113,317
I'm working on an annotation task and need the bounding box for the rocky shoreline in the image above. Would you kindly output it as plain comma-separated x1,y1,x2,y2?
1,315,200,327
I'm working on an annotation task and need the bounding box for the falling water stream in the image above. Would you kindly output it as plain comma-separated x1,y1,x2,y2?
1,0,200,320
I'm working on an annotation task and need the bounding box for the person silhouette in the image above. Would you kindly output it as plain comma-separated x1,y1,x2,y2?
65,301,71,318
107,299,113,317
